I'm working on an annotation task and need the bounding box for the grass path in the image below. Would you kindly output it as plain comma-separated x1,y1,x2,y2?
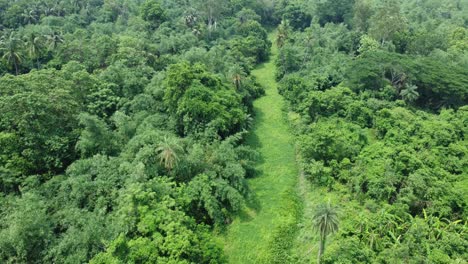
219,32,300,263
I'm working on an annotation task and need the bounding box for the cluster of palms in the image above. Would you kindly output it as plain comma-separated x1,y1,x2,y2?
18,0,87,26
0,30,63,75
354,209,409,251
355,208,464,253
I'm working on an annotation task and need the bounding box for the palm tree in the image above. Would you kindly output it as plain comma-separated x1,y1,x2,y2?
313,201,339,264
45,31,64,51
42,2,55,16
277,19,291,48
0,32,24,75
24,32,44,68
228,64,246,90
67,0,84,12
184,8,198,28
21,9,39,25
156,136,184,172
400,84,419,103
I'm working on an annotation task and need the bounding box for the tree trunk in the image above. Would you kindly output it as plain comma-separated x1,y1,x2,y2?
14,60,19,75
317,237,326,264
235,81,240,90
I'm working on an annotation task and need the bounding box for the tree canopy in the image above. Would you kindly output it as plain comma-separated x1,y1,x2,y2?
276,0,467,262
0,1,268,262
0,0,466,263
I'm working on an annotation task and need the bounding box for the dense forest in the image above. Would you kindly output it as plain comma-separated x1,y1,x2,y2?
0,0,466,263
0,0,272,262
276,0,467,263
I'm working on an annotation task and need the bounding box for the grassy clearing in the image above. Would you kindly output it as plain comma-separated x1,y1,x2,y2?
218,33,301,263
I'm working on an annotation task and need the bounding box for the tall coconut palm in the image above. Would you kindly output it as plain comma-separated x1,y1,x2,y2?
277,19,291,48
184,8,198,28
400,84,419,103
313,201,339,264
45,31,64,51
21,9,39,25
42,2,56,16
228,64,246,90
67,0,84,12
0,32,24,75
24,32,44,68
156,136,184,172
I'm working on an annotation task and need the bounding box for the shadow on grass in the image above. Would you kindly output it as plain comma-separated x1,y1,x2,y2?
246,106,265,167
245,184,262,212
253,61,269,71
226,187,262,227
216,189,262,235
237,207,255,223
226,105,266,225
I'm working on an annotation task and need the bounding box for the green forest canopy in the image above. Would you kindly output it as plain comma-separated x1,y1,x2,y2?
0,0,466,263
276,0,467,263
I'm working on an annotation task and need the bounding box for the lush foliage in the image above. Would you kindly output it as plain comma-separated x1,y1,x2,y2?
276,0,467,263
1,0,467,263
0,1,272,263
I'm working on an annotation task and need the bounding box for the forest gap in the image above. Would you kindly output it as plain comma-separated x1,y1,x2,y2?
0,1,466,263
220,31,301,264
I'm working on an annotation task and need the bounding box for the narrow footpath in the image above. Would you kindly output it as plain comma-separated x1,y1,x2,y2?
220,32,300,263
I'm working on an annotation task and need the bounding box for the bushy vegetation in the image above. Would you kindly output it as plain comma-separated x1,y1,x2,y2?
276,0,467,263
1,0,467,263
0,0,276,262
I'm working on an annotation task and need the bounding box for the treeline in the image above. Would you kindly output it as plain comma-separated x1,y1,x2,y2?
276,0,467,263
0,0,279,263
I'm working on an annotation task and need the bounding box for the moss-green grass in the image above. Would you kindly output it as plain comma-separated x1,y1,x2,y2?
218,33,300,263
